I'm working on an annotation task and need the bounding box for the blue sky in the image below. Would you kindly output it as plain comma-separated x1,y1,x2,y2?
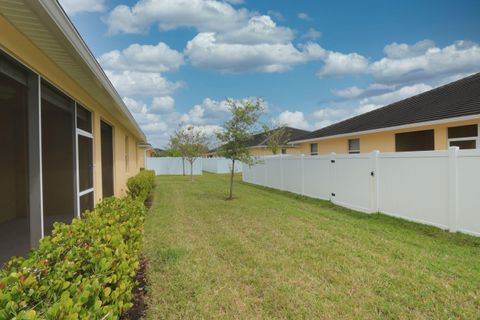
59,0,480,148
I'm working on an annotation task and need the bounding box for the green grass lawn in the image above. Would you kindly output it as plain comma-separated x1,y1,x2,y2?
143,173,480,319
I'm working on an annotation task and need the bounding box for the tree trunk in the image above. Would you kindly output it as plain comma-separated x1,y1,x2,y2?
228,159,235,200
182,157,185,176
190,159,193,181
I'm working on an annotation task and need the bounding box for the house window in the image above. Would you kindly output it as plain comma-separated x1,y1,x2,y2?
448,124,478,149
310,143,318,155
348,138,360,154
125,135,129,172
281,148,287,154
395,130,434,152
76,104,94,215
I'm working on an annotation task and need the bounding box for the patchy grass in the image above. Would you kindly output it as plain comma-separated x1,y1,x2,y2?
144,173,480,319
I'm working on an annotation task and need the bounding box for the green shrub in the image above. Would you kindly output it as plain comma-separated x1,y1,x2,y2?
0,178,149,319
127,170,155,202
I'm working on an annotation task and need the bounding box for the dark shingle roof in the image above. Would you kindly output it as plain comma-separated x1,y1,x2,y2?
247,127,311,148
292,72,480,142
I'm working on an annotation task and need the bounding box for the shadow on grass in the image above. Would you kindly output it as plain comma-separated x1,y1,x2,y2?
240,181,480,248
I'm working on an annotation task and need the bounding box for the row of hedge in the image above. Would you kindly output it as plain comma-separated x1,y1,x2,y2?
0,170,155,319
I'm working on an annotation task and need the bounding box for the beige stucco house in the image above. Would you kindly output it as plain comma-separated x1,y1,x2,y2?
206,127,310,157
0,1,151,261
290,73,480,155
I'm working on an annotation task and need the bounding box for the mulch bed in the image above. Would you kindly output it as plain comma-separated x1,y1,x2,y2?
121,193,153,319
121,256,148,320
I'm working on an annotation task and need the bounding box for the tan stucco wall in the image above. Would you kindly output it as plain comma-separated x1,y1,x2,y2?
297,119,480,155
248,146,305,156
0,16,146,204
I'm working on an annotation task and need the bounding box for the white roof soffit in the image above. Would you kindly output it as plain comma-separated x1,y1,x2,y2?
0,0,146,142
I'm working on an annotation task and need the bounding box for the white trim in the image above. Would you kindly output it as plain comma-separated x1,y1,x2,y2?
447,123,480,149
38,76,44,238
289,114,480,144
77,128,93,139
76,104,94,214
75,103,80,217
79,188,94,197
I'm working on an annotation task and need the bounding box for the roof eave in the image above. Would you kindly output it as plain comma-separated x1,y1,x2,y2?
289,114,480,144
35,0,146,142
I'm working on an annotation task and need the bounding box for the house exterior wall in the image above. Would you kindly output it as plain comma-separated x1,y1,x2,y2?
249,146,304,156
0,15,145,204
296,119,480,155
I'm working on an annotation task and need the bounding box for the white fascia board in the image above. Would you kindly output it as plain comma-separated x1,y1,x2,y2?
36,0,147,142
289,114,480,144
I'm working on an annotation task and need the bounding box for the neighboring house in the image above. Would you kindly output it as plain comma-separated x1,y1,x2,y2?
0,1,150,261
291,73,480,155
206,127,311,157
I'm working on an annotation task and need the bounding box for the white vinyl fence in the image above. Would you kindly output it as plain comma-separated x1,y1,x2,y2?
146,157,202,175
202,158,243,174
242,148,480,236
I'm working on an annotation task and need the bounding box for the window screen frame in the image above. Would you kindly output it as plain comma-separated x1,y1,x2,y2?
447,124,479,150
395,129,435,152
75,103,94,216
348,138,360,154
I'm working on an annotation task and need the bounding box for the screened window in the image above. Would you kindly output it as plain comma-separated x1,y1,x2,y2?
447,124,478,150
0,56,30,263
78,135,93,191
41,83,75,233
448,125,478,139
76,104,92,133
310,143,318,155
76,104,93,215
281,148,287,154
395,130,434,152
348,138,360,154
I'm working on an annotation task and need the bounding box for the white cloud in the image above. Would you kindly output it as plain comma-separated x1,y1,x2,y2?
312,108,351,128
103,0,251,34
180,105,206,124
302,28,321,40
123,96,147,113
201,98,230,113
185,33,325,72
217,15,294,45
123,97,168,134
106,70,183,96
99,42,184,73
275,110,311,130
152,96,175,113
318,51,369,77
267,10,284,21
333,83,396,99
333,86,365,98
383,39,436,59
59,0,106,15
316,40,480,83
355,83,432,113
370,40,480,83
297,12,312,21
104,0,323,74
224,0,244,4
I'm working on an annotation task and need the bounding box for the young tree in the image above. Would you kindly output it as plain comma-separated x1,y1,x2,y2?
216,98,264,200
261,124,289,155
182,126,208,181
166,129,186,175
167,125,208,180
